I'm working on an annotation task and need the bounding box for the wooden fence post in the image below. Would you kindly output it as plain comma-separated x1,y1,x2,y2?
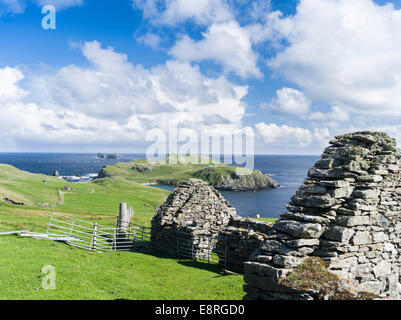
118,203,134,233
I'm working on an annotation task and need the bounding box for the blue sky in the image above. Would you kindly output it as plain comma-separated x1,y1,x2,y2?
1,0,401,154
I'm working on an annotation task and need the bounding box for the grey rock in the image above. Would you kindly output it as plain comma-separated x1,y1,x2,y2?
356,175,383,183
353,263,374,279
274,220,325,239
273,255,304,269
351,231,372,245
285,239,320,248
373,260,392,278
372,232,389,243
336,216,370,227
358,281,384,295
332,187,354,198
320,180,351,188
314,159,334,169
291,194,337,208
324,226,355,242
329,256,358,269
261,240,291,255
352,189,380,200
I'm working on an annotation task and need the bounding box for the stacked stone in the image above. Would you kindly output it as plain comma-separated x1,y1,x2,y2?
229,216,273,235
218,217,272,273
244,131,401,300
150,179,237,255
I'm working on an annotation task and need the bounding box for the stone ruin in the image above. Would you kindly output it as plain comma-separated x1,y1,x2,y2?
151,179,272,272
244,131,401,299
151,131,401,299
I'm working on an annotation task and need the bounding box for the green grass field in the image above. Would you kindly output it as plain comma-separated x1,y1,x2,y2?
0,164,272,300
0,236,244,300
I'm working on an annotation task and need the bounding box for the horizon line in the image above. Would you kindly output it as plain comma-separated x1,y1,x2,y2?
0,151,321,156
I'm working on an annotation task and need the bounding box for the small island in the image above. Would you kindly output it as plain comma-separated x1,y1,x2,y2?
95,154,279,191
97,153,122,159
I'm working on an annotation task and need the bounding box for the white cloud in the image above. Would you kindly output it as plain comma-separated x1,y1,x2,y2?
0,0,25,14
255,122,330,148
0,0,82,14
132,0,233,26
133,2,264,79
309,105,350,123
0,66,26,101
170,20,262,79
245,10,291,45
29,41,247,123
264,87,310,116
34,0,83,10
136,32,162,50
0,41,249,150
246,0,271,22
260,0,401,118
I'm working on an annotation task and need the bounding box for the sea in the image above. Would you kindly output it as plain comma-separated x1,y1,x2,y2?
0,153,319,219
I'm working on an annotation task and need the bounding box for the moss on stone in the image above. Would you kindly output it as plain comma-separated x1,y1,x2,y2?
279,257,380,300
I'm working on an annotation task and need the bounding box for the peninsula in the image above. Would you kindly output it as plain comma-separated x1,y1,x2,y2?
95,155,279,191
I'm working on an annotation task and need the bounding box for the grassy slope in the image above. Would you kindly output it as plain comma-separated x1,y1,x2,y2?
0,164,170,228
0,164,246,300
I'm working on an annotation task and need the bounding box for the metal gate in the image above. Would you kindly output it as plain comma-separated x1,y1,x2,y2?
46,212,150,252
176,231,227,267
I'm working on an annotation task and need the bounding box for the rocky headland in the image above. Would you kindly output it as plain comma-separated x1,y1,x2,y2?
95,156,279,191
191,167,279,191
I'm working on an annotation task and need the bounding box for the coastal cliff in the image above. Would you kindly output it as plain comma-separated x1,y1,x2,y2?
191,167,279,191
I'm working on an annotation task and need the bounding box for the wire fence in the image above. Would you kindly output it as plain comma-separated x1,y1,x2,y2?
46,212,150,252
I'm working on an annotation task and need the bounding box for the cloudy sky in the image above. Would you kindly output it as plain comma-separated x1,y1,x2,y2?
1,0,401,154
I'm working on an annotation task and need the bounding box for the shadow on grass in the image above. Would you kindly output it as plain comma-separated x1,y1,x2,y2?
34,239,231,276
129,245,229,276
177,260,226,276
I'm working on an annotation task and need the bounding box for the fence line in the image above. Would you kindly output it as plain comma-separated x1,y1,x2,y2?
46,212,150,252
46,213,228,267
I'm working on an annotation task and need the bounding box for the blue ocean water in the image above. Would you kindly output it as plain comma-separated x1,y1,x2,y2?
221,155,319,218
0,153,143,182
0,153,319,219
152,155,320,218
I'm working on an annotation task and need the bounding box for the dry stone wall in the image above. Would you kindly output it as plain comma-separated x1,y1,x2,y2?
218,217,272,273
244,131,401,300
151,179,272,271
